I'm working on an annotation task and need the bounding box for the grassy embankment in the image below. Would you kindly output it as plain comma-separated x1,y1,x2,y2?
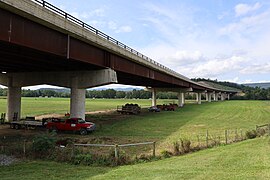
0,138,269,179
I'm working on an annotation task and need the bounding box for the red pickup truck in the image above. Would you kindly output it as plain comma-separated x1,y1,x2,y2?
46,118,96,135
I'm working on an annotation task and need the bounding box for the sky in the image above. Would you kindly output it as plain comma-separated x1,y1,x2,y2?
6,0,270,89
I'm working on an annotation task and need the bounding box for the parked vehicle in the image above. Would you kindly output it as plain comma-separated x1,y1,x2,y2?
148,106,161,112
157,104,176,111
10,116,43,130
117,103,141,114
46,118,95,135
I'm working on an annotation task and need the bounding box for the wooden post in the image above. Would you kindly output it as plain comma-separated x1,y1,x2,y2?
268,124,270,136
114,144,118,161
206,130,209,147
71,144,75,158
153,142,156,157
225,130,228,144
197,135,200,146
23,140,26,157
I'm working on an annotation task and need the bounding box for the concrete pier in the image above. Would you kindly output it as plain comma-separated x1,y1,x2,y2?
70,88,86,119
152,89,157,106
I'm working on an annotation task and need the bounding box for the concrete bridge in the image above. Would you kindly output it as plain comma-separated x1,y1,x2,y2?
0,0,238,121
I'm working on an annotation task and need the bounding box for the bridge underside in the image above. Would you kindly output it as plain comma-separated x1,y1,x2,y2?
0,0,234,122
0,8,192,89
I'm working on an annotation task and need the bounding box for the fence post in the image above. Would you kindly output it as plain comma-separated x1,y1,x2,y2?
153,142,156,157
197,135,200,146
23,140,26,157
71,144,75,158
114,144,118,161
206,130,209,147
225,130,228,144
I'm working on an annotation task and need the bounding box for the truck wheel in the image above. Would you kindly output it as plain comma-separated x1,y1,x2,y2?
79,128,87,135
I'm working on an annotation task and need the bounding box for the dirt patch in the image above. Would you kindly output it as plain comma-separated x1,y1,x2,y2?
35,110,116,120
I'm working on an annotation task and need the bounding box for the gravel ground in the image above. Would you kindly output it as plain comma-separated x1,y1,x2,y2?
0,154,18,166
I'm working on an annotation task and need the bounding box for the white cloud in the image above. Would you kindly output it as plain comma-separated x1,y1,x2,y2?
107,21,132,33
219,11,270,35
176,55,247,78
115,26,132,33
235,2,261,17
240,63,270,74
159,50,205,66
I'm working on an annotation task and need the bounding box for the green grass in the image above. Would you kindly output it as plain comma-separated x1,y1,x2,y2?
0,160,111,180
92,137,270,180
94,100,270,145
1,99,270,179
0,97,178,117
1,137,269,179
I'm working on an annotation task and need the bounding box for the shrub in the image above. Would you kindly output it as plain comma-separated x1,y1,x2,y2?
245,130,257,139
160,150,172,158
32,133,57,155
172,141,180,155
180,139,191,153
256,128,266,137
73,154,94,165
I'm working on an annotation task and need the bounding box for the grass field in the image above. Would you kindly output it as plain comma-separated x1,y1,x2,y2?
0,97,179,117
92,100,270,147
1,137,269,179
0,99,270,179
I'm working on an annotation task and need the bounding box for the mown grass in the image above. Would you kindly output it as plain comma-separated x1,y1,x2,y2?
1,99,270,179
0,97,179,117
91,137,270,180
1,137,269,180
94,100,270,145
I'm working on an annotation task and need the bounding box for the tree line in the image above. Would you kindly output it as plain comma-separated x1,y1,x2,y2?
0,88,180,99
192,78,270,100
0,82,270,100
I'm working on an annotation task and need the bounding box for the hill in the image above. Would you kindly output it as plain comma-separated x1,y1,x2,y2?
243,82,270,89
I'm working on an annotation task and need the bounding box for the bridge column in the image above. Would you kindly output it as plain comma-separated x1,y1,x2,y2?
181,92,185,106
177,92,183,107
208,93,212,102
70,77,85,119
213,93,216,101
196,92,202,104
216,93,219,101
70,88,86,119
221,93,225,101
7,78,22,121
152,89,157,106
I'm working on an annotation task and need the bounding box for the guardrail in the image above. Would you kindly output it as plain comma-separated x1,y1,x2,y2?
31,0,183,78
74,141,156,160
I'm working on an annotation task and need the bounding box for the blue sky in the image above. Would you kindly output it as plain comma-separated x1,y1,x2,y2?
25,0,270,89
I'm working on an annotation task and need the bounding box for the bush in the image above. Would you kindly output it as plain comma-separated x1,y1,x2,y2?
245,130,257,139
32,133,57,155
173,141,180,155
256,128,266,137
73,154,94,165
180,139,191,153
160,150,172,158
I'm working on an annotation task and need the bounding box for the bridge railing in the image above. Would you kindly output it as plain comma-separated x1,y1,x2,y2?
31,0,182,78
